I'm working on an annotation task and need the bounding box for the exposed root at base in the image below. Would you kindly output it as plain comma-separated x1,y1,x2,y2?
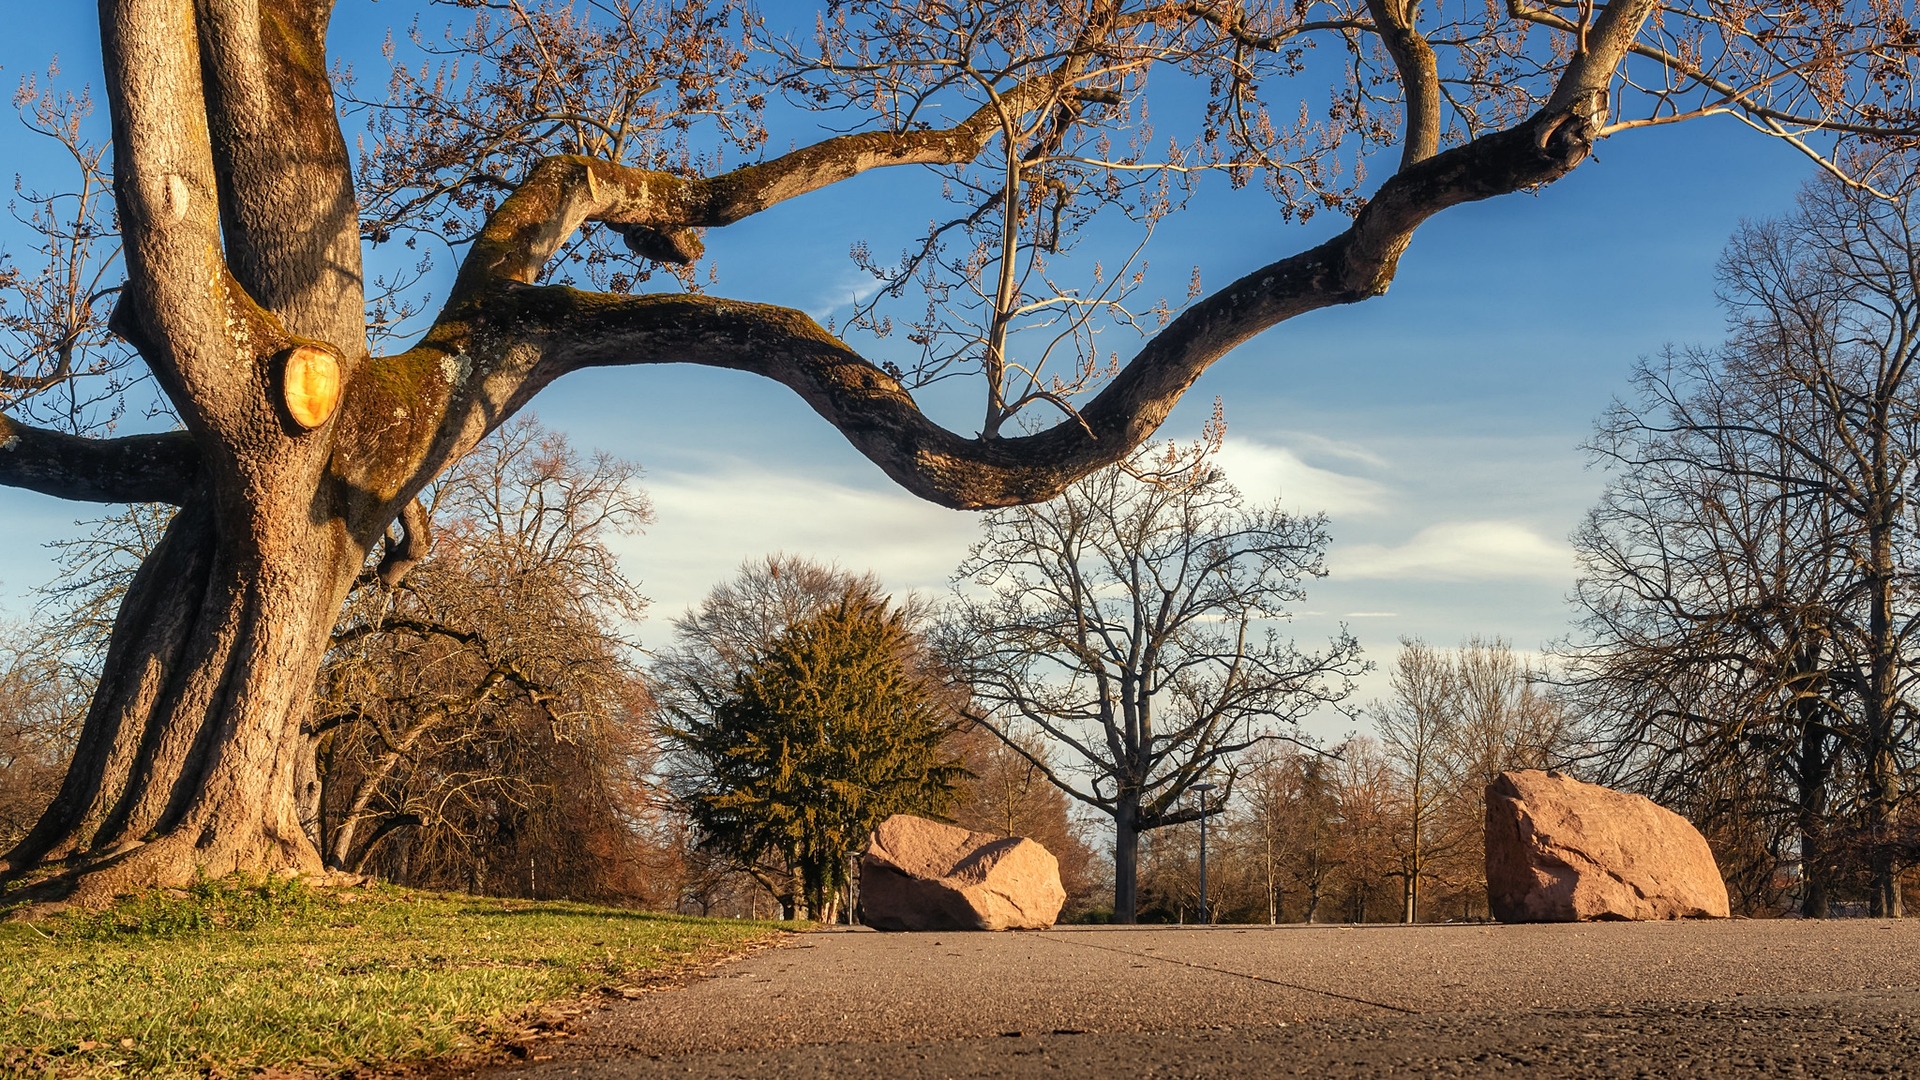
0,836,333,919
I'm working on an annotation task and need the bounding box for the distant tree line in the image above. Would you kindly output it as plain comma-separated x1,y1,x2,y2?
1111,637,1563,925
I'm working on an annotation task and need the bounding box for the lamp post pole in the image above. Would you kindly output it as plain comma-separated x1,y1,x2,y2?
1194,782,1218,925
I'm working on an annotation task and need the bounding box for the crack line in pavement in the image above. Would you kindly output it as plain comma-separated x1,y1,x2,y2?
1035,934,1419,1014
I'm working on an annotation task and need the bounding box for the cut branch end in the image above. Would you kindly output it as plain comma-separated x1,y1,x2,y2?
280,345,342,430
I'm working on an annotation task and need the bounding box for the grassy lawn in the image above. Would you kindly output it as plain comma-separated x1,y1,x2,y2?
0,878,791,1078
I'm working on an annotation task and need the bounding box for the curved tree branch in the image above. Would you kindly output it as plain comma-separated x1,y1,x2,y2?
457,71,1090,292
0,415,200,504
373,497,433,588
1364,0,1442,168
394,94,1610,511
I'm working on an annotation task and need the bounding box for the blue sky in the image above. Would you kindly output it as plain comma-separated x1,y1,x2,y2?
0,4,1820,731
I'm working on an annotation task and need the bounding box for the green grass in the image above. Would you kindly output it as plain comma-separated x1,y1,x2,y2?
0,877,791,1078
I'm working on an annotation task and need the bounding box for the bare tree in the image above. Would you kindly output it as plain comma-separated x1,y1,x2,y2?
1329,735,1399,923
311,414,654,893
1372,637,1460,924
4,0,1916,900
1449,639,1566,790
1566,342,1857,916
1568,173,1920,917
1236,743,1305,924
1365,636,1568,922
652,555,896,726
0,626,91,851
1277,746,1343,923
944,443,1363,921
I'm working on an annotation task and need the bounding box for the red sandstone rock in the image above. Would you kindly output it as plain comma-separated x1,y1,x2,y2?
857,814,1066,931
1486,770,1730,922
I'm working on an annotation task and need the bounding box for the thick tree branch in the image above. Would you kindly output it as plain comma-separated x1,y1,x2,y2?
196,0,368,357
1364,0,1442,168
344,811,422,870
459,74,1087,290
411,97,1610,510
323,0,1648,522
373,498,432,588
0,415,200,504
1544,0,1659,114
103,0,297,448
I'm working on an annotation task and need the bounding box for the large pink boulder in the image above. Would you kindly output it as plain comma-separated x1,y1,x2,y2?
1486,770,1730,922
857,814,1065,931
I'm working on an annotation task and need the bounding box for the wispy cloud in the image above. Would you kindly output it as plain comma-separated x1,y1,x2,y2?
1331,520,1572,582
617,464,980,619
1213,436,1390,519
806,269,886,323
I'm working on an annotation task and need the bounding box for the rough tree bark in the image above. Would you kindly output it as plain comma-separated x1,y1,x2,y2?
0,0,1846,903
1112,796,1142,922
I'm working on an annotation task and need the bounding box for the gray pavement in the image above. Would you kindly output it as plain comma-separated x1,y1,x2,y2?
489,921,1920,1077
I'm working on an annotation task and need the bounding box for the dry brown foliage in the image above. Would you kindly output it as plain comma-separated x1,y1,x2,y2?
312,415,658,900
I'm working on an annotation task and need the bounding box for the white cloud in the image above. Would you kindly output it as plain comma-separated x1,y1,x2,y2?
618,463,981,619
1280,431,1391,470
806,270,886,322
1331,520,1572,582
1212,436,1390,519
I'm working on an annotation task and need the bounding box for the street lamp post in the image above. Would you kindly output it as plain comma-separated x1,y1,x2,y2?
1194,782,1218,925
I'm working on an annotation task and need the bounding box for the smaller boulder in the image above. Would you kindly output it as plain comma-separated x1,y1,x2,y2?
857,815,1065,931
1486,770,1730,922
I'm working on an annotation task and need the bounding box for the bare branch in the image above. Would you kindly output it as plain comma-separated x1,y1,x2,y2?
0,415,199,504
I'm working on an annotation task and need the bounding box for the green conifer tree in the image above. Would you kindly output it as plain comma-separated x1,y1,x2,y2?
673,591,965,920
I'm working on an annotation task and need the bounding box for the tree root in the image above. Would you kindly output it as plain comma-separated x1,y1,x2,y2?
0,829,329,916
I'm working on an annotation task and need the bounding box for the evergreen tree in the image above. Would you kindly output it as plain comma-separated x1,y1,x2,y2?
671,592,965,920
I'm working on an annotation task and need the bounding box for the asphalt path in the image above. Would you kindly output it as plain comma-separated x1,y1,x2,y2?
487,920,1920,1078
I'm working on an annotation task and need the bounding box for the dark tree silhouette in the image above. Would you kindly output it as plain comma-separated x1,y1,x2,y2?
945,444,1362,921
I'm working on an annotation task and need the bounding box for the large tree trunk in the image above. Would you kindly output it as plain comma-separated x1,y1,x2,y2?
1866,515,1903,918
1112,797,1140,924
0,0,456,905
2,490,366,903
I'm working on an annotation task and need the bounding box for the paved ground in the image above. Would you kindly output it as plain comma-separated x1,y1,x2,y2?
487,921,1920,1077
